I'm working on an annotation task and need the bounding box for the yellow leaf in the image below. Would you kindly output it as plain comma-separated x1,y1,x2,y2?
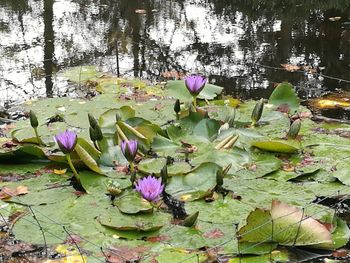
53,169,67,175
180,194,192,202
43,255,87,263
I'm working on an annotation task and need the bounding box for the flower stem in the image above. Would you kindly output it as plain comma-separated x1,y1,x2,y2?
66,153,80,184
129,162,135,173
34,127,43,146
192,96,197,112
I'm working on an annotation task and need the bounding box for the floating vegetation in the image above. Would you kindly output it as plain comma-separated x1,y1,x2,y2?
0,67,350,262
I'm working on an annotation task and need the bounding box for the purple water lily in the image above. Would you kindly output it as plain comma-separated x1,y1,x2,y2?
54,130,78,154
121,140,138,162
185,75,207,96
135,175,164,202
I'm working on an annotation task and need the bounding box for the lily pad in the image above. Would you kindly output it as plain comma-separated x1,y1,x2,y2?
166,162,221,201
251,140,300,153
99,208,171,231
269,82,300,112
165,80,223,101
114,191,153,214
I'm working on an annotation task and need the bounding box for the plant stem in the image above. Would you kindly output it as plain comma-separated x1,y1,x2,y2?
66,153,80,184
34,127,43,146
129,162,135,173
192,96,197,112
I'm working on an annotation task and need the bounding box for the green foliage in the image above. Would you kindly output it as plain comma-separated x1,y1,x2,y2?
1,76,350,262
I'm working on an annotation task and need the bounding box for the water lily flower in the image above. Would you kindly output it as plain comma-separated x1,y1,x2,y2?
135,175,164,202
121,140,138,163
54,130,80,184
54,130,78,154
185,75,207,96
184,75,207,110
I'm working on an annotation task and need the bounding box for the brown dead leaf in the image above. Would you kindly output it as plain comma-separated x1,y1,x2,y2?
332,248,349,258
65,234,83,245
301,66,317,74
0,186,28,200
281,64,301,72
114,164,129,173
154,103,164,111
161,70,185,80
282,162,295,172
276,104,290,114
203,229,224,239
105,246,147,263
146,235,170,243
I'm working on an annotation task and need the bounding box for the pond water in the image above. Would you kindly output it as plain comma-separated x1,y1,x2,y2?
1,0,350,108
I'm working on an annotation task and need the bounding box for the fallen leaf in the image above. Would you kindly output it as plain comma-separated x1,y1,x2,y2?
54,168,67,175
146,235,170,243
203,229,224,239
154,103,164,111
276,104,290,113
161,70,186,79
105,246,147,263
332,248,349,258
281,64,301,72
0,186,28,200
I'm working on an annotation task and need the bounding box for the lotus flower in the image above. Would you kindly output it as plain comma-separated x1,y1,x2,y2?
135,175,164,202
185,75,207,96
121,140,138,162
54,130,78,154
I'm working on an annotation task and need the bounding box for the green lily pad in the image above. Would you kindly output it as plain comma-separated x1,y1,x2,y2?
238,200,332,248
166,162,222,201
114,191,153,214
165,80,223,101
269,82,300,112
99,208,171,231
251,140,300,153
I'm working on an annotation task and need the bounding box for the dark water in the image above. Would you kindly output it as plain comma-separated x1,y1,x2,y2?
1,0,350,109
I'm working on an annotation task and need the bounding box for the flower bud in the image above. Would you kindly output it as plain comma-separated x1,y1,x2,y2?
182,211,199,227
89,127,97,141
116,112,121,122
160,164,168,184
174,99,181,114
287,119,301,139
94,125,103,141
121,140,138,162
88,113,98,129
29,110,38,128
251,98,264,126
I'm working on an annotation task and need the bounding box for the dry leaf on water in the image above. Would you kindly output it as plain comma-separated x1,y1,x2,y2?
0,186,28,200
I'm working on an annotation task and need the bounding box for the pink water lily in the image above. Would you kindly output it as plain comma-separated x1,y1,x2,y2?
185,75,207,96
135,175,164,202
54,130,77,154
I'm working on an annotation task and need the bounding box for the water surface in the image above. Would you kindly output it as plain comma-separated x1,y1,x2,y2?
1,0,350,109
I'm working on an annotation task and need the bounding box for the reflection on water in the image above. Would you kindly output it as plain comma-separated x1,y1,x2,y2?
1,0,350,108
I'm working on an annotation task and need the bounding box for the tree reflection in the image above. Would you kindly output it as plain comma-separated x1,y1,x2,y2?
1,0,350,104
43,0,55,97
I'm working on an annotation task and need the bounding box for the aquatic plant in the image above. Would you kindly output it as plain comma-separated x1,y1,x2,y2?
185,75,207,110
135,175,164,202
54,130,80,183
121,139,138,172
